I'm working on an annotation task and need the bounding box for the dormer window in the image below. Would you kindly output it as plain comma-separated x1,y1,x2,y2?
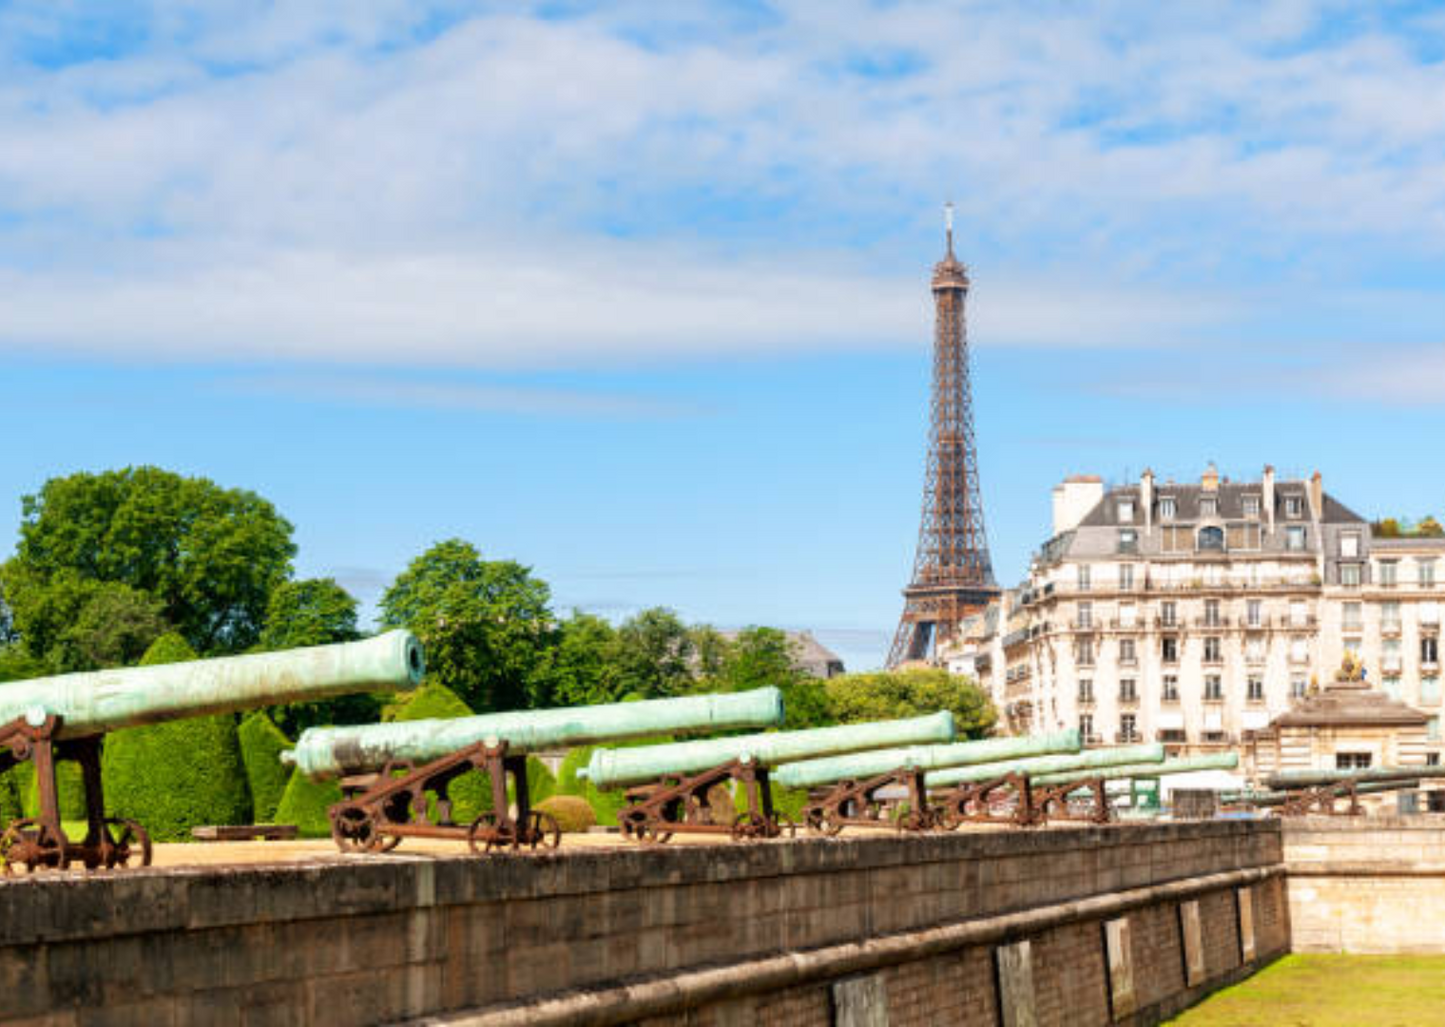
1159,496,1176,520
1198,526,1225,551
1242,495,1261,518
1341,532,1360,559
1200,497,1218,518
1117,500,1134,522
1285,495,1303,518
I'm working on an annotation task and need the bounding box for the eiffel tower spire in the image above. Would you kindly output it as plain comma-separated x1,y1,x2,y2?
887,204,999,666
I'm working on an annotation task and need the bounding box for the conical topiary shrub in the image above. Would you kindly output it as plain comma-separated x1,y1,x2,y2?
274,769,343,838
101,633,252,840
238,711,293,824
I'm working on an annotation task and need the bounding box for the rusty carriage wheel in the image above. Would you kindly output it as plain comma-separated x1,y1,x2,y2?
102,818,152,870
732,811,795,841
620,808,673,845
467,812,512,854
330,805,385,854
1,818,67,874
524,811,562,851
804,807,845,837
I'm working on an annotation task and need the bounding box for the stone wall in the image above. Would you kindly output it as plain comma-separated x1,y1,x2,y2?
0,822,1286,1027
1284,815,1445,953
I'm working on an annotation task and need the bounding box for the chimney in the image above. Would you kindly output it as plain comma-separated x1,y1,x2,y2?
1052,475,1105,535
1140,468,1155,534
1309,471,1324,522
1262,465,1276,532
1201,462,1220,492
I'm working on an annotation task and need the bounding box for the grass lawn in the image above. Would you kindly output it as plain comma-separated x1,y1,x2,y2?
1167,953,1445,1026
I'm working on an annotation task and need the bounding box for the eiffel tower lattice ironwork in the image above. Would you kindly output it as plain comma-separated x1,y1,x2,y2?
887,205,999,667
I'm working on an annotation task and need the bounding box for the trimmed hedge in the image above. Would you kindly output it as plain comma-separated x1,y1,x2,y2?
238,712,292,823
273,769,343,838
535,795,595,833
100,633,252,840
556,737,672,827
733,779,812,823
0,768,23,828
18,760,89,821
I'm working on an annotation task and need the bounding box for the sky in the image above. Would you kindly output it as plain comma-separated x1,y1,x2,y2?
2,2,1445,672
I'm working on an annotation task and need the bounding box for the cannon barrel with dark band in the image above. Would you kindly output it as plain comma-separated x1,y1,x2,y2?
772,729,1080,790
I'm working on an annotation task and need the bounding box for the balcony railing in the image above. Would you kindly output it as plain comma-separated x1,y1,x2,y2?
1115,731,1142,744
1193,616,1230,629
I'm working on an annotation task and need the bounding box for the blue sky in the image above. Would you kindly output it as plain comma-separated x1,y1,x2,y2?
2,2,1445,671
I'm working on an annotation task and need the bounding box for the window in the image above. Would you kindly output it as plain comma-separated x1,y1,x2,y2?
1383,638,1402,672
1286,525,1306,551
1118,529,1138,554
1163,526,1191,552
1384,676,1401,699
1341,532,1360,558
1341,564,1361,588
1421,677,1440,705
1076,639,1094,666
1204,599,1222,626
1431,716,1442,742
1077,601,1093,629
1200,497,1218,518
1290,600,1308,627
1382,601,1401,632
1119,638,1137,664
1078,679,1094,702
1228,523,1263,550
1285,495,1303,518
1429,753,1442,767
1246,636,1265,663
1161,636,1179,663
1118,602,1138,628
1079,713,1095,742
1120,678,1137,701
1247,675,1264,702
1119,564,1136,590
1424,638,1440,666
1117,500,1135,522
1204,675,1224,700
1247,599,1263,628
1204,637,1223,662
1342,602,1363,632
1421,560,1437,588
1198,526,1225,551
1290,676,1308,699
1078,565,1092,591
1243,495,1261,517
1379,561,1398,588
1120,714,1138,742
1160,496,1176,521
1290,637,1310,663
1162,675,1180,702
1160,601,1177,627
1336,752,1373,770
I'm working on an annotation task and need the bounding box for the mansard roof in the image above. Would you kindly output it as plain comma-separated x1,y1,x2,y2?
1076,480,1366,529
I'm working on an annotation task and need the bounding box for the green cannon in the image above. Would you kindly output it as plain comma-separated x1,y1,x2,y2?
1224,779,1418,810
1029,752,1239,786
1248,765,1445,816
770,729,1079,836
577,712,956,843
926,743,1168,827
283,686,784,778
0,631,424,873
305,688,787,855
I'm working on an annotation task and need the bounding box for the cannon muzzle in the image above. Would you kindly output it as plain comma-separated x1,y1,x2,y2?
283,687,786,778
773,729,1080,790
577,711,955,790
0,630,424,740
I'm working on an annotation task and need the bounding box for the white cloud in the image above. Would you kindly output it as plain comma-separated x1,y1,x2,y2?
0,3,1441,373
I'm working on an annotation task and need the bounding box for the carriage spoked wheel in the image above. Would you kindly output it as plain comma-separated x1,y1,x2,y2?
770,813,798,840
523,811,562,851
621,810,673,845
102,818,152,869
731,811,773,841
331,806,384,854
1,819,67,874
467,813,513,854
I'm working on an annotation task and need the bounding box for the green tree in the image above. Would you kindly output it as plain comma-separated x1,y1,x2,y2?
823,668,996,738
48,581,167,673
546,611,622,706
257,578,373,734
690,625,729,680
1416,515,1444,538
379,539,555,713
101,633,253,839
612,607,696,698
0,644,48,683
0,467,295,655
713,626,829,727
1373,518,1402,538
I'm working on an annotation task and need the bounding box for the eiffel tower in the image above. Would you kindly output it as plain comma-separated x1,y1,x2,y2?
887,205,999,666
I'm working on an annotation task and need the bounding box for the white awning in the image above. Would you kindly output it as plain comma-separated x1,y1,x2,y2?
1204,711,1224,731
1242,710,1271,730
1157,711,1185,729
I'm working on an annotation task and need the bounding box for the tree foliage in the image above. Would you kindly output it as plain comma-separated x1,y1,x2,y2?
0,467,294,656
823,668,996,738
379,539,555,713
709,626,830,728
546,611,622,707
611,607,695,699
1373,515,1444,539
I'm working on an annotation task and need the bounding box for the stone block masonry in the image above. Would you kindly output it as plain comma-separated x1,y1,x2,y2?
1284,814,1445,954
0,822,1287,1027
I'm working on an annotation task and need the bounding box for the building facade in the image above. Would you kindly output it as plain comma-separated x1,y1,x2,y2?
945,465,1445,774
